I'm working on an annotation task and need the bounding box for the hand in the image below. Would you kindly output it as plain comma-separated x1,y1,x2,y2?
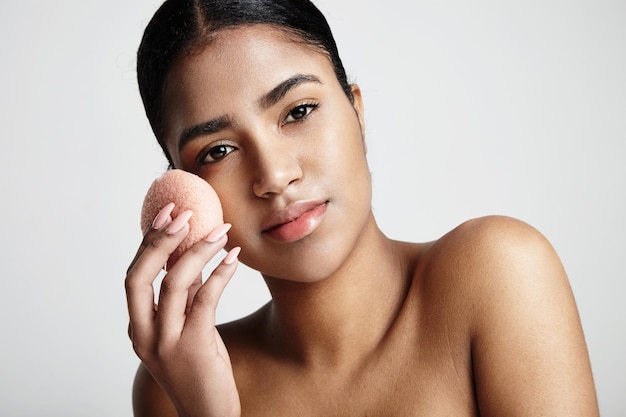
125,203,242,417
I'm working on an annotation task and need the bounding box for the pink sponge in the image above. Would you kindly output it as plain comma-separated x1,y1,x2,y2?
140,169,223,267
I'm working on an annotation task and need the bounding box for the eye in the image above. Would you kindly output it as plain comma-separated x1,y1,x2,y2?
283,103,318,124
198,144,236,164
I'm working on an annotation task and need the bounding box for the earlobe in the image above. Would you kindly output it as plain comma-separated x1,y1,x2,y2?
350,84,367,153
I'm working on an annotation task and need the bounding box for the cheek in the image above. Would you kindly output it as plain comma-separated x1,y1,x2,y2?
210,181,258,246
212,183,248,225
219,202,252,252
221,199,244,227
324,120,369,180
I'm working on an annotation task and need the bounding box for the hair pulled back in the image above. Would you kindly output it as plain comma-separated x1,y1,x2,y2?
137,0,352,161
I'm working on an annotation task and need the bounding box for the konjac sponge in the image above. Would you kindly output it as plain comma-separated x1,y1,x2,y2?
140,169,223,267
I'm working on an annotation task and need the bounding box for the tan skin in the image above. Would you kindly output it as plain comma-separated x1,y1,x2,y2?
125,26,599,417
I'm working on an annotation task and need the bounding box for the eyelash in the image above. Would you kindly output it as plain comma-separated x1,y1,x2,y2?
282,102,319,125
196,102,320,166
197,142,235,165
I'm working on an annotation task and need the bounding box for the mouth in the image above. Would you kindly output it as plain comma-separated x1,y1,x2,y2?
262,200,329,242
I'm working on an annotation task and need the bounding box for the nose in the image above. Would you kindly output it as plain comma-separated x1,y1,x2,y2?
251,140,303,198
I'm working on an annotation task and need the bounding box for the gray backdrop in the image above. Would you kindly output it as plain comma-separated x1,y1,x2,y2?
1,0,624,415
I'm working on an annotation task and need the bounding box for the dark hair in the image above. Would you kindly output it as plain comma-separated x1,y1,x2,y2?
137,0,352,163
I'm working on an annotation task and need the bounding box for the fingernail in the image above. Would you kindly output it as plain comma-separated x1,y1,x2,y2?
205,223,232,243
152,202,175,229
223,247,241,265
166,210,193,234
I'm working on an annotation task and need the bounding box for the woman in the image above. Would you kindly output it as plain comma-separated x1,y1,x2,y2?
125,1,599,416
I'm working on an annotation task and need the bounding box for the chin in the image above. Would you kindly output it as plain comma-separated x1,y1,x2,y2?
252,237,359,284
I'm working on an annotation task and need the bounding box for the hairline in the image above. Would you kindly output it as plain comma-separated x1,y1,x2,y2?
156,23,348,163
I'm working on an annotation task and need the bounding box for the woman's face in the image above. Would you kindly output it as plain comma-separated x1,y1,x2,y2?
161,26,372,282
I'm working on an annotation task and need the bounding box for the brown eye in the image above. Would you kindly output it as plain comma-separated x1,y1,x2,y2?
289,106,308,120
284,103,318,124
200,144,235,164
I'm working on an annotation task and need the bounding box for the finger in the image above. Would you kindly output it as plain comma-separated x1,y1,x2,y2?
125,208,190,349
186,247,241,331
186,273,203,313
130,209,192,292
155,224,232,340
127,202,175,275
184,224,234,312
125,274,156,355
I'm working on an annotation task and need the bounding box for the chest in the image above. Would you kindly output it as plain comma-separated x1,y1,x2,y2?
228,261,480,416
232,323,478,416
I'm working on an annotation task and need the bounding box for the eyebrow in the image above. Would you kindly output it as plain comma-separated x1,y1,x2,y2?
177,73,322,152
178,116,231,152
258,73,322,110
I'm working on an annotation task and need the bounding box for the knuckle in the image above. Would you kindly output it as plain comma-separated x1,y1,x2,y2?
147,235,166,250
124,273,143,295
142,231,174,255
131,339,154,361
140,226,160,244
126,257,141,277
158,277,181,295
193,288,216,308
124,275,136,293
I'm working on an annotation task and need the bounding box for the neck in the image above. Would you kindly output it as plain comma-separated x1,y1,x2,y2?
262,215,414,370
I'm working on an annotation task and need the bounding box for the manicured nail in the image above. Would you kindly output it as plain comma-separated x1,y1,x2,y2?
223,247,241,265
205,223,232,243
166,210,193,234
152,202,175,229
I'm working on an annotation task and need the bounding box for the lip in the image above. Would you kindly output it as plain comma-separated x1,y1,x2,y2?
262,200,329,242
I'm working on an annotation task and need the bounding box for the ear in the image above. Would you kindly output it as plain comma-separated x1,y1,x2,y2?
350,84,367,153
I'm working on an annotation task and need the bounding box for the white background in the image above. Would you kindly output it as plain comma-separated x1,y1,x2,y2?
1,1,624,415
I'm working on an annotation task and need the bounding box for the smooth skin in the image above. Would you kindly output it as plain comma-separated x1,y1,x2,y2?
125,26,599,417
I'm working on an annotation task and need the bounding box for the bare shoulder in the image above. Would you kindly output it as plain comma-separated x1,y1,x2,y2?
418,215,599,416
416,215,564,307
428,214,557,262
418,214,578,341
132,363,178,417
420,215,566,286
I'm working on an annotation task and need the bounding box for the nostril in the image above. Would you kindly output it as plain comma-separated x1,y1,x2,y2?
252,159,303,198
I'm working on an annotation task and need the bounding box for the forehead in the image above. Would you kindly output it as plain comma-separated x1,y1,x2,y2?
163,25,334,104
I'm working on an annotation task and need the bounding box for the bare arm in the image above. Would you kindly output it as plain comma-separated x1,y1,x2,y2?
465,217,598,416
133,364,178,417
